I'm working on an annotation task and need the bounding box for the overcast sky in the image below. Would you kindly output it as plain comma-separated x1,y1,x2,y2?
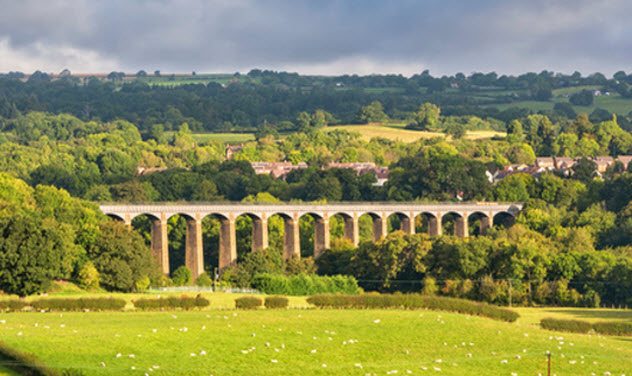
0,0,630,76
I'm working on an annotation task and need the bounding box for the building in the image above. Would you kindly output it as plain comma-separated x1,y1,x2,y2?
225,144,244,160
251,161,308,178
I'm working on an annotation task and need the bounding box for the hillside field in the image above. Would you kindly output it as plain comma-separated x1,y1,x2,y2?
325,123,505,143
0,292,630,375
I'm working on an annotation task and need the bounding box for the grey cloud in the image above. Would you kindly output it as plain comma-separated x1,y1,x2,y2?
0,0,631,75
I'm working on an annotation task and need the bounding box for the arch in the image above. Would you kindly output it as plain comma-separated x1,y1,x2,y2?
105,213,125,222
415,212,441,236
386,212,413,234
328,212,358,247
267,212,300,260
467,211,491,236
493,211,515,228
441,211,466,237
298,212,328,258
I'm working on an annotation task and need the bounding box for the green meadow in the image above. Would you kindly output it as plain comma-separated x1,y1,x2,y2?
0,292,630,375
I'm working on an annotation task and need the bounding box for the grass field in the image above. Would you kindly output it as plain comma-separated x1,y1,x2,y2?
0,292,631,375
326,123,505,143
164,132,256,144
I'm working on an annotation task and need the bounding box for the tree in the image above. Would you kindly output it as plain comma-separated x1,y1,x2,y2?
445,122,466,139
569,90,594,106
572,157,597,183
358,101,387,123
136,70,147,77
0,213,75,296
87,221,157,292
172,265,192,286
414,102,441,130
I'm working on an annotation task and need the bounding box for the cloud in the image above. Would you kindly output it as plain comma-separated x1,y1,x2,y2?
0,0,631,76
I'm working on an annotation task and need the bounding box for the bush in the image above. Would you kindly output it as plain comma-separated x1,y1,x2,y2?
30,297,126,312
0,299,28,312
540,318,592,333
421,276,438,295
171,266,192,286
196,273,213,287
307,294,519,322
592,322,632,336
133,294,209,310
76,261,100,290
235,296,262,309
252,273,359,296
265,296,289,309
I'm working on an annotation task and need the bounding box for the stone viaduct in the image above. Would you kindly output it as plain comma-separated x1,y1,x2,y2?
100,202,522,278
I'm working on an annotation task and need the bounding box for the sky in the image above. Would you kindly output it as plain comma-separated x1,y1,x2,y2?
0,0,630,77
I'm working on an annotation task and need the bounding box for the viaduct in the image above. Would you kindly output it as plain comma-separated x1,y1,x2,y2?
101,202,522,278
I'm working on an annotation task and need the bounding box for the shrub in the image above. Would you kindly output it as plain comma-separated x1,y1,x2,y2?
133,294,209,310
171,266,192,286
540,318,592,334
265,296,289,309
235,296,262,309
76,261,100,290
592,322,632,336
196,273,213,287
421,276,438,295
307,294,519,322
30,297,126,311
252,273,359,296
134,276,150,292
0,299,27,312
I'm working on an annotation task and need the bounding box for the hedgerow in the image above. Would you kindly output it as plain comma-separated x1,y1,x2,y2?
252,273,359,295
235,296,263,309
264,296,289,309
0,299,28,312
540,318,592,333
306,294,520,322
30,297,126,312
133,295,209,310
540,318,632,336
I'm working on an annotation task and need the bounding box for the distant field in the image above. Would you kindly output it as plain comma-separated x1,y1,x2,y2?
165,132,255,144
135,74,252,87
326,123,505,142
0,291,630,375
487,85,632,115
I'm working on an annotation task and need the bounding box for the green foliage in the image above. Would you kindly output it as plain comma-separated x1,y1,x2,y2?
195,272,213,287
358,101,388,123
133,295,209,310
413,102,441,130
421,276,438,295
540,318,592,333
234,296,263,309
0,299,28,312
171,266,193,286
30,297,126,311
592,321,632,336
76,261,100,290
0,339,60,376
264,296,289,309
307,294,519,322
87,221,157,292
252,273,360,295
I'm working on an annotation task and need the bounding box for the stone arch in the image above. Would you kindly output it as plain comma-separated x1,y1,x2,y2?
233,212,268,259
328,212,358,247
415,212,441,236
200,212,235,274
386,211,413,234
441,211,467,237
298,212,328,258
105,213,126,222
268,212,300,260
493,211,515,228
165,213,198,276
356,211,386,242
468,211,492,236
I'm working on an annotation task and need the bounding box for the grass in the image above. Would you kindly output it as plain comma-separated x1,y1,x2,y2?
1,292,631,375
325,123,505,143
164,132,255,144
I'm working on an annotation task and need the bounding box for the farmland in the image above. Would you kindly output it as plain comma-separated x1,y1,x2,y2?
0,292,631,375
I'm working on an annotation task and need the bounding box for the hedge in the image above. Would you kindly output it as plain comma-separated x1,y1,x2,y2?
592,321,632,336
540,318,632,336
30,298,126,312
0,299,28,312
540,318,592,334
307,294,520,322
264,296,289,309
133,295,209,310
252,273,359,296
235,296,263,309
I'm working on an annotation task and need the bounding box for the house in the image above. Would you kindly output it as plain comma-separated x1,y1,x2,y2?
251,161,307,179
616,155,632,170
535,157,555,170
225,144,244,160
326,162,390,185
593,156,614,173
136,166,169,176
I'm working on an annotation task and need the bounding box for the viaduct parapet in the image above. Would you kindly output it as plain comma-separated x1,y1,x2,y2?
101,202,522,278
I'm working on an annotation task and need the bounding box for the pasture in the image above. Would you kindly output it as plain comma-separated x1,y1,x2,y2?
0,292,631,375
325,123,505,143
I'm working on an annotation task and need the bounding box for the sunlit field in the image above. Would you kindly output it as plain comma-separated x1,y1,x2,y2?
325,123,505,143
1,292,631,375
